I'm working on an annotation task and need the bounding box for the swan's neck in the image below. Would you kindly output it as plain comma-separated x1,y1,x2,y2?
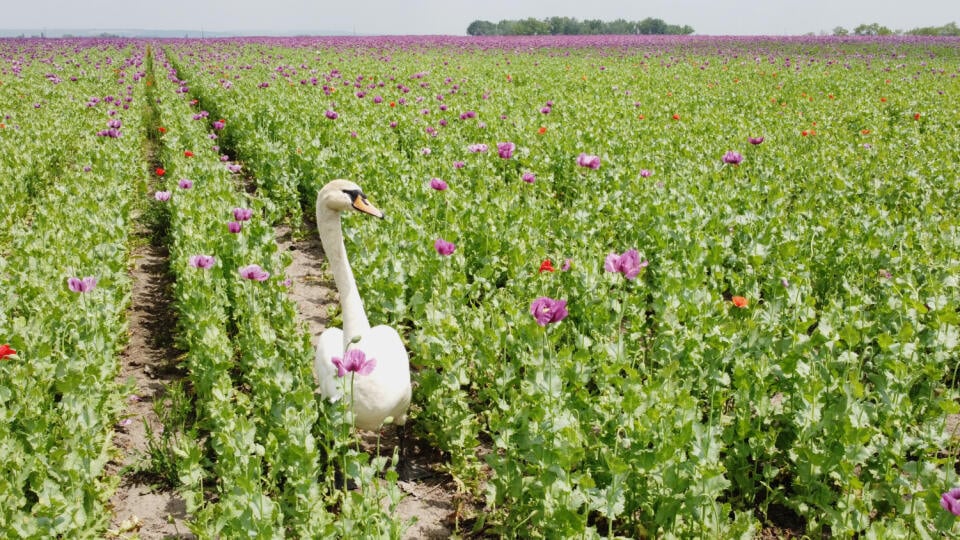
317,208,371,345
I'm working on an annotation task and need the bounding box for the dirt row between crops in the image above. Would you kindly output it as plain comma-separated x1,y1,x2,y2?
107,223,193,539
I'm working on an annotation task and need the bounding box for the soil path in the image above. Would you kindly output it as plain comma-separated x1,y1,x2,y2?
107,233,193,539
276,225,460,540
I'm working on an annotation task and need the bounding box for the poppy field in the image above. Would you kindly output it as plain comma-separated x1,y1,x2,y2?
1,34,960,538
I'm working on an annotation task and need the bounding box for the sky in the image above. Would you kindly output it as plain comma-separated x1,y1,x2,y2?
2,0,957,36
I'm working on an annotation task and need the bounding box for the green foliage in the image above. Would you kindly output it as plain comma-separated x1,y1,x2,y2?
3,34,960,539
148,47,405,538
166,36,960,538
853,23,895,36
0,42,146,538
467,16,694,36
905,22,960,36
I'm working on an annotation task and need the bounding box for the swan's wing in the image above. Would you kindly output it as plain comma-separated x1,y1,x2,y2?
315,327,345,401
353,325,412,427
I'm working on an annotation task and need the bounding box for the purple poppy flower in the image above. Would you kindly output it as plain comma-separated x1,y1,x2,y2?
422,147,432,156
331,348,377,377
453,161,465,169
577,153,601,169
226,164,242,173
227,221,243,233
639,169,652,178
497,141,516,159
178,179,193,189
522,172,536,183
389,121,398,129
373,95,383,104
212,120,226,130
530,296,568,326
189,255,215,269
430,178,448,191
748,136,764,145
434,238,456,256
722,151,743,165
325,109,338,120
154,191,171,202
540,106,551,114
233,207,253,221
942,488,960,516
468,143,488,153
604,249,648,280
67,276,97,293
561,258,572,271
239,264,270,281
83,166,92,173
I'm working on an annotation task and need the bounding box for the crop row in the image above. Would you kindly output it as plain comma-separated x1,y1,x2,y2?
0,41,147,537
167,37,960,537
148,47,406,538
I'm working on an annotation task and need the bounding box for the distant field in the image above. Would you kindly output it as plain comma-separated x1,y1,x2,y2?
1,35,959,538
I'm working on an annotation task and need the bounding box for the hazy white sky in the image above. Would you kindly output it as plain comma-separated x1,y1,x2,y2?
2,0,957,35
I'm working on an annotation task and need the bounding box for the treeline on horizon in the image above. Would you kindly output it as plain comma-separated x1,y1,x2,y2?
830,21,959,36
466,17,694,36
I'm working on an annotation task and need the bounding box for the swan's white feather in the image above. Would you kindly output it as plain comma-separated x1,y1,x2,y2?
315,326,412,430
315,327,345,401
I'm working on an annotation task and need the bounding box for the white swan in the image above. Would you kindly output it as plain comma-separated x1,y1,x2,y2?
313,180,412,433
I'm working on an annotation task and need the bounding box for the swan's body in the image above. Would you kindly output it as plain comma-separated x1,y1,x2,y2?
313,180,411,431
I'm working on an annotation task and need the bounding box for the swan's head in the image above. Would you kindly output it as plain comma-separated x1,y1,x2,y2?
317,179,384,219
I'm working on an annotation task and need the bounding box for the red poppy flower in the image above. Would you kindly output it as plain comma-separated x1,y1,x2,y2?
880,97,887,103
672,113,680,121
637,114,645,120
156,167,166,176
861,129,871,135
0,344,17,360
389,101,396,107
731,296,749,308
801,130,809,137
539,259,555,273
537,126,547,135
184,150,194,157
913,113,921,120
157,126,166,133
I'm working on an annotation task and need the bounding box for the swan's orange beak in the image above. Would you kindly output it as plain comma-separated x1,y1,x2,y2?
352,193,384,219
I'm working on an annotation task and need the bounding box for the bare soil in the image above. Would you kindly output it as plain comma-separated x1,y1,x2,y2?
107,235,193,539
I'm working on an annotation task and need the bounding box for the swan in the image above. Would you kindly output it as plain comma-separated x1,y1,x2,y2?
313,180,412,435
